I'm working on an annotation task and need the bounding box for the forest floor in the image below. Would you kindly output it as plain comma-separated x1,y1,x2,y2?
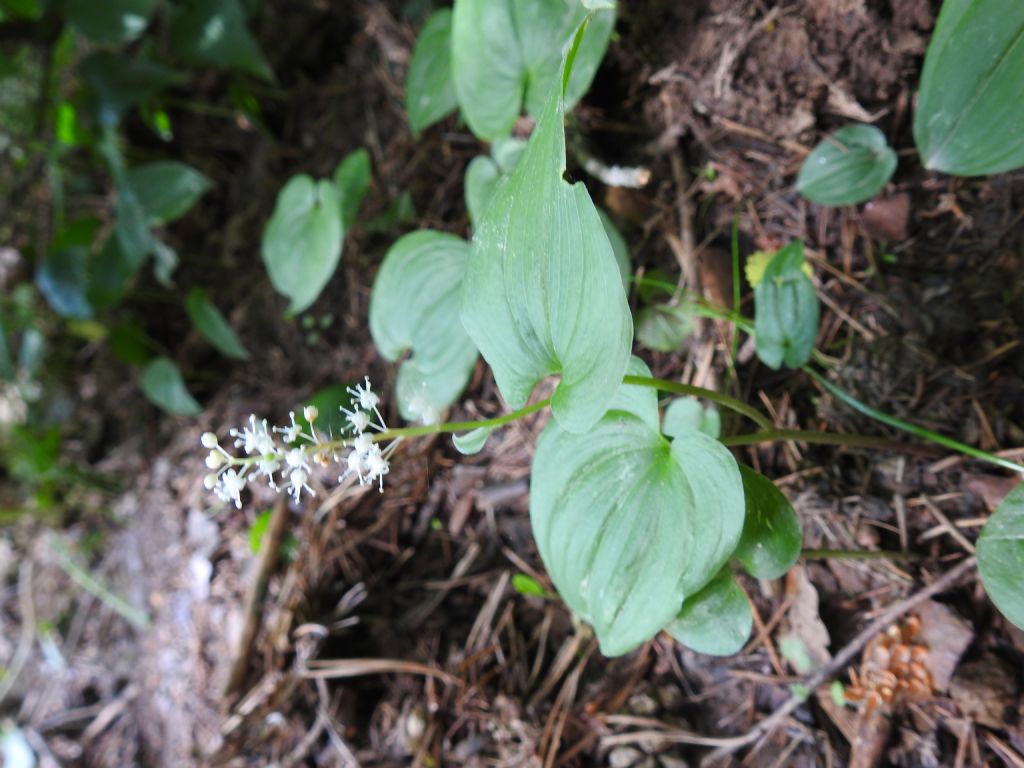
2,0,1024,766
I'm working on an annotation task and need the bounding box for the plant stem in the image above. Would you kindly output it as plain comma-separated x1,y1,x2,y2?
804,366,1024,475
375,398,551,441
801,548,920,561
622,375,774,430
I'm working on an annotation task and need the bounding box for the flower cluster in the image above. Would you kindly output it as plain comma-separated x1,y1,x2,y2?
200,376,397,509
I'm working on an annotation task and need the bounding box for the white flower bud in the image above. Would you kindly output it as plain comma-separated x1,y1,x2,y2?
201,432,219,448
203,473,218,490
206,451,224,469
303,405,319,423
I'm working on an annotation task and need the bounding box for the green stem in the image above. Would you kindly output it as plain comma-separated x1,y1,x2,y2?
801,548,920,562
622,375,774,430
377,398,551,441
804,366,1024,475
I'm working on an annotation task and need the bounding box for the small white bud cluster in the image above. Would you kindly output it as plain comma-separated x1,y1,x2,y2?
200,376,397,509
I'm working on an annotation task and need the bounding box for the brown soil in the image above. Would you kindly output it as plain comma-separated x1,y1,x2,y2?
3,1,1024,766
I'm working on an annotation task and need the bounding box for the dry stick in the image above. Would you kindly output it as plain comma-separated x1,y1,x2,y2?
701,555,977,764
224,496,291,697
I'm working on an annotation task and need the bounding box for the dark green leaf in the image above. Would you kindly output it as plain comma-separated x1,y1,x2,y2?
370,231,477,423
797,124,896,206
461,61,631,434
261,175,343,314
530,371,745,656
185,288,249,360
140,357,201,415
451,0,615,139
62,0,156,43
406,8,458,134
914,1,1024,175
170,0,272,80
36,220,99,320
334,149,371,231
753,240,819,369
108,321,155,365
0,0,42,18
635,302,694,353
296,384,352,438
666,569,752,656
80,52,187,128
87,235,140,311
734,465,802,580
978,482,1024,630
124,162,212,225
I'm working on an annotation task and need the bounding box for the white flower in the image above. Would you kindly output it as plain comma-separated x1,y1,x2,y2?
352,432,373,455
349,376,380,412
274,411,301,444
215,469,247,508
285,447,309,471
364,444,390,492
303,405,319,423
231,415,277,456
286,467,313,503
343,450,366,483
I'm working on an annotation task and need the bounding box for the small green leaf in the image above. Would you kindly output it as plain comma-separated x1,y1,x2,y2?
461,64,631,434
170,0,272,80
124,162,212,226
491,137,527,172
140,357,201,415
63,0,156,43
451,0,615,140
370,231,478,423
185,288,249,360
978,482,1024,630
453,426,493,455
914,1,1024,175
797,124,896,206
734,465,802,580
334,148,371,230
662,397,720,440
665,569,752,656
88,235,140,311
753,240,819,370
635,302,694,353
80,53,187,127
36,220,99,320
261,175,344,314
464,155,501,229
512,573,552,598
530,373,745,656
405,8,458,135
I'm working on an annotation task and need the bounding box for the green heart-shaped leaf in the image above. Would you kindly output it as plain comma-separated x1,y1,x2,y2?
666,569,752,656
451,0,614,140
978,482,1024,630
370,231,478,423
797,124,896,206
405,9,459,135
734,465,802,580
914,1,1024,175
530,369,745,656
261,175,343,314
663,397,720,440
461,61,631,434
753,240,819,369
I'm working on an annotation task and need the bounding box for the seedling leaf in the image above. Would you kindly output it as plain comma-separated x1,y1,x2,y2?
140,357,201,415
185,288,249,360
978,482,1024,630
797,124,896,206
666,569,752,656
753,240,819,369
734,465,802,580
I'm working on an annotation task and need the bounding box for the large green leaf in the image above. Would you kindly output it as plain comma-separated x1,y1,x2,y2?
334,148,371,231
124,162,212,226
140,357,201,416
62,0,156,43
530,372,746,656
261,175,343,314
451,0,614,140
978,482,1024,630
797,124,896,206
753,240,819,370
666,569,752,656
185,288,249,360
914,0,1024,175
734,465,802,580
460,64,631,434
370,231,477,423
405,8,459,135
80,53,187,127
170,0,272,80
